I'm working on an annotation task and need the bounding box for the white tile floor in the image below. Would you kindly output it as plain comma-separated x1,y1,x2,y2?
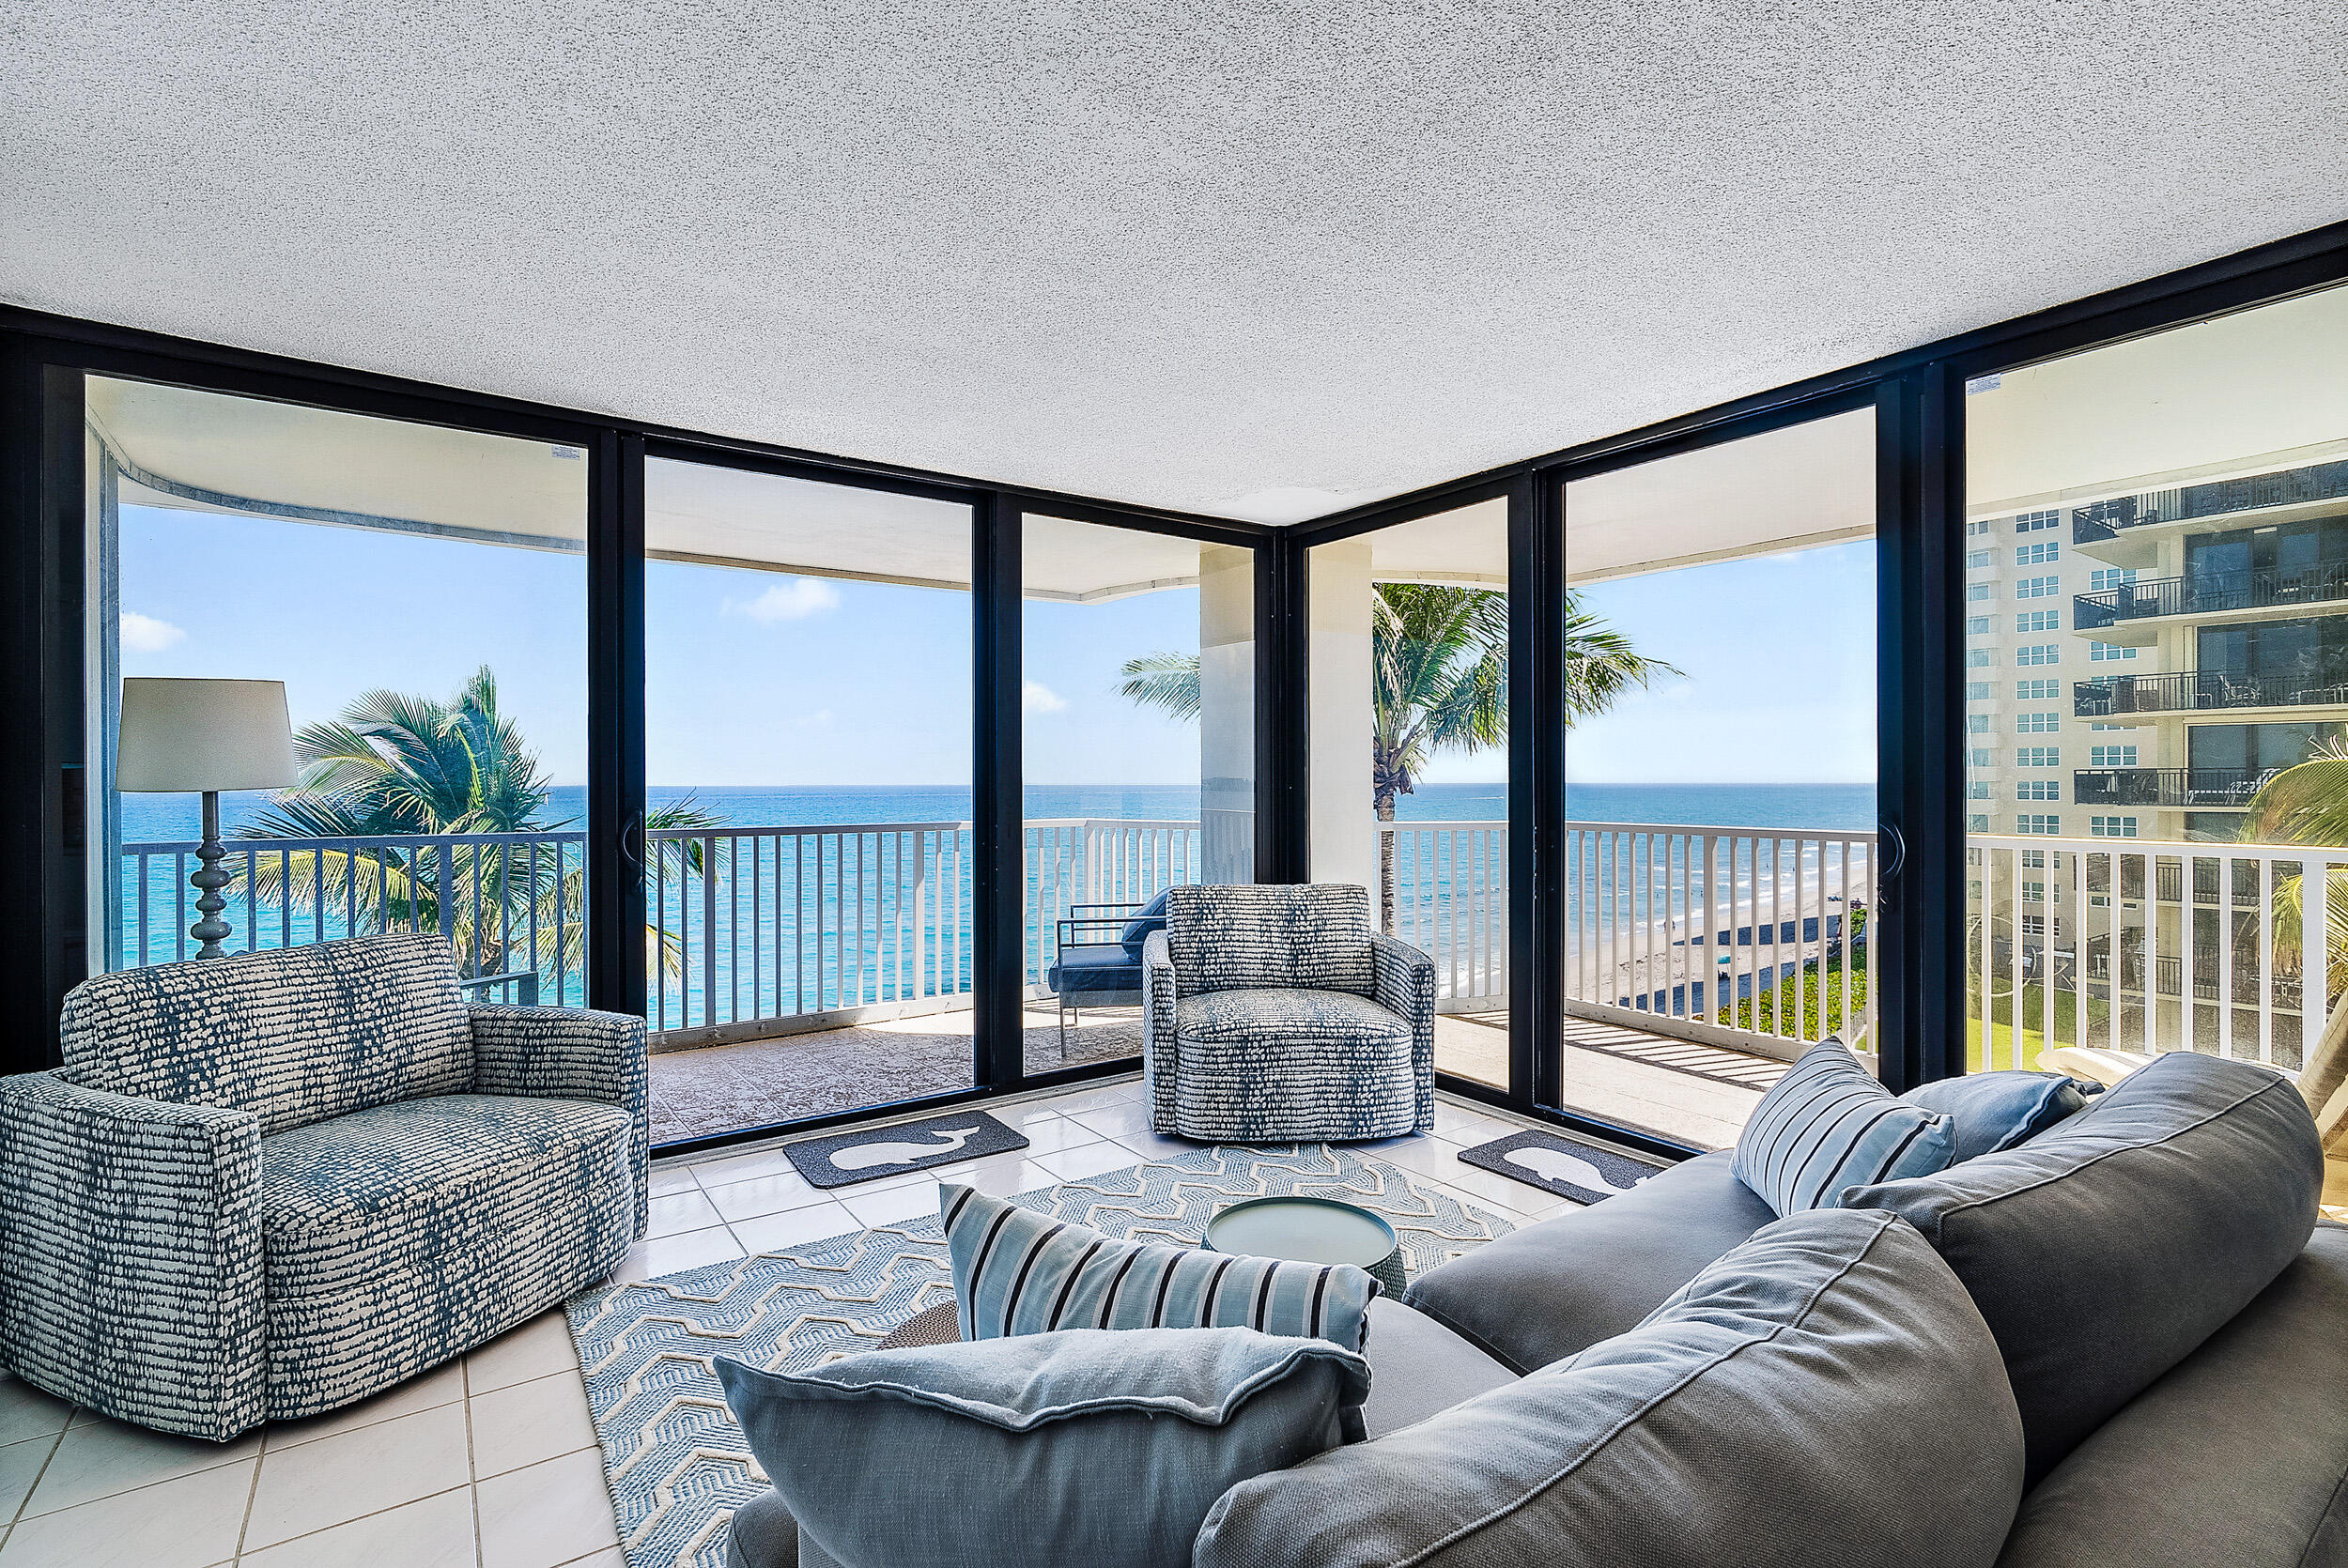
0,1077,1590,1567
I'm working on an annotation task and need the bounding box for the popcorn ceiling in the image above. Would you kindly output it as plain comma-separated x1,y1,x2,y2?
6,0,2341,522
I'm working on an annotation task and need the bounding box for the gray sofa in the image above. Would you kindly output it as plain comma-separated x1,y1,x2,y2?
0,933,648,1440
730,1050,2343,1567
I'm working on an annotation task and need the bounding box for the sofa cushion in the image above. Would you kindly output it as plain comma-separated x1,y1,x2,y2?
1166,884,1375,997
1994,1222,2348,1568
940,1185,1379,1351
1845,1051,2324,1484
1733,1038,1957,1215
1118,888,1173,957
1902,1070,2093,1162
1403,1148,1776,1373
1046,943,1142,999
257,1092,635,1416
1195,1208,2025,1568
59,933,472,1137
1356,1298,1517,1437
719,1327,1369,1568
1176,989,1411,1048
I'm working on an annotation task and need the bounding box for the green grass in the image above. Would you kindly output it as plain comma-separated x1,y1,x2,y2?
1719,939,1869,1040
1967,983,2113,1072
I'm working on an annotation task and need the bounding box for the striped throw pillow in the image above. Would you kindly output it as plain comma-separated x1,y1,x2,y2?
1733,1039,1958,1217
941,1186,1380,1352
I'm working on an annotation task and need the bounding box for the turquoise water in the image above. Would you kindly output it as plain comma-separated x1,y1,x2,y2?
114,781,1875,1022
120,780,1876,840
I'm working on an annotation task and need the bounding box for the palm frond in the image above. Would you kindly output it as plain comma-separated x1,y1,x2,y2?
1117,653,1202,721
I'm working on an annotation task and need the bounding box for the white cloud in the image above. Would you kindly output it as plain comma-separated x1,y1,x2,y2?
1023,680,1067,714
797,709,834,728
732,577,840,622
119,611,185,653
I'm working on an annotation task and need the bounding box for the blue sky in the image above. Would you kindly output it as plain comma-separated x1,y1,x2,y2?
117,505,1874,787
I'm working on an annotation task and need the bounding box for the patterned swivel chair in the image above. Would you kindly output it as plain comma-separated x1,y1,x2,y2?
0,933,646,1440
1142,884,1435,1142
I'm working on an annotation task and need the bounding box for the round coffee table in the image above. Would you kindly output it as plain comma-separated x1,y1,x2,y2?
1202,1195,1407,1296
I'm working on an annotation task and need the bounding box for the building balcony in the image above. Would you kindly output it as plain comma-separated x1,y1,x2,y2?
2071,766,2272,807
2069,457,2348,546
116,816,1833,1151
2074,561,2348,635
2073,668,2348,717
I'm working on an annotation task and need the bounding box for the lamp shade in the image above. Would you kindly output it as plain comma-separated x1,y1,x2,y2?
116,678,297,793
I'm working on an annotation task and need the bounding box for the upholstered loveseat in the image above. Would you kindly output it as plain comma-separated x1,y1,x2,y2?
0,933,647,1440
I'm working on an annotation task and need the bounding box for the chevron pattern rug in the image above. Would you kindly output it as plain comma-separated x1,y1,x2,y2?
566,1143,1515,1568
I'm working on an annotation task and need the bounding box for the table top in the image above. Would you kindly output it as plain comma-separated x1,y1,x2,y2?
1203,1196,1398,1268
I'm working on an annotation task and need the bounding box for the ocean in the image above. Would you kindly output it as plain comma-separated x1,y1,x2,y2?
118,780,1876,842
112,780,1876,1021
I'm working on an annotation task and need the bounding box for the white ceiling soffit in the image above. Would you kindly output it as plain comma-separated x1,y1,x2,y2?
92,377,1213,599
1336,407,1872,584
1967,284,2348,513
1565,407,1876,582
12,4,2345,526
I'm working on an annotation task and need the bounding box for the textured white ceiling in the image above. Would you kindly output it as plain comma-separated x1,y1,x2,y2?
9,2,2344,523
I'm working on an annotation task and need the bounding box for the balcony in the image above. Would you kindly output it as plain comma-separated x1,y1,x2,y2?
2073,668,2348,717
117,815,1854,1152
2071,766,2272,808
1967,830,2348,1073
2070,457,2348,545
2074,561,2348,631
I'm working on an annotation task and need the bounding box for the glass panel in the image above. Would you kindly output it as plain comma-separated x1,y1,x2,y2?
1964,281,2348,1222
1309,500,1510,1088
644,458,975,1139
86,375,589,1007
1561,407,1878,1148
1021,517,1254,1075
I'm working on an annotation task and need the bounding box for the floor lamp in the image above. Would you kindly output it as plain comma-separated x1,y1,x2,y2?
116,678,297,960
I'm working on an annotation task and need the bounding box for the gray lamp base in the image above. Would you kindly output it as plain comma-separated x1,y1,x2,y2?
189,789,233,959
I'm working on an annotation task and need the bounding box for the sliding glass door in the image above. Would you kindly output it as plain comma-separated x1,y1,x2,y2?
85,374,591,1003
1019,516,1256,1077
1307,498,1512,1090
1552,408,1878,1150
1960,283,2348,1212
642,455,977,1141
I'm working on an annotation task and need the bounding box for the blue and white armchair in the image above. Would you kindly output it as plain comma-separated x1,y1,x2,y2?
0,932,647,1440
1143,884,1435,1142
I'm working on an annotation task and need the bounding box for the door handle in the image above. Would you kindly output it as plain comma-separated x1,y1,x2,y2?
618,812,645,868
1876,821,1906,913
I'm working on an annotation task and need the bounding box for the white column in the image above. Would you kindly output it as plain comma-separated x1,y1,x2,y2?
1197,543,1256,884
1308,539,1378,894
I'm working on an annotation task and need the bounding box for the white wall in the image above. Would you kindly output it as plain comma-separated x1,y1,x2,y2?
1308,539,1377,894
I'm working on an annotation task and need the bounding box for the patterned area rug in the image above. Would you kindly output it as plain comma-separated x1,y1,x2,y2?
566,1144,1514,1568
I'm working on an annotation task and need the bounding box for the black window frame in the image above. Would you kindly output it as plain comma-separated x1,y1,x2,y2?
5,217,2345,1160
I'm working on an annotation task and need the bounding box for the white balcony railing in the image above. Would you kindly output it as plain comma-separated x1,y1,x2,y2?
118,816,1885,1062
1968,834,2348,1075
1379,820,1878,1062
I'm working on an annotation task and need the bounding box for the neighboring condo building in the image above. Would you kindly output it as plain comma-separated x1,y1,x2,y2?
1963,284,2348,1057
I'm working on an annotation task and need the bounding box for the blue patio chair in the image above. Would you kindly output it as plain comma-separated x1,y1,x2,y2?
1044,889,1170,1061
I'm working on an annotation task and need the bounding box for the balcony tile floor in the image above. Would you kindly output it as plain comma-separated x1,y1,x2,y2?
653,1007,1778,1150
0,1077,1603,1568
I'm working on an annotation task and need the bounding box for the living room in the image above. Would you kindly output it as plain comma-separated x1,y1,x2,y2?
2,7,2344,1567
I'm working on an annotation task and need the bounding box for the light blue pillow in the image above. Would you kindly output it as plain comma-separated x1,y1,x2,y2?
717,1327,1369,1568
1732,1038,1957,1216
1900,1071,2093,1162
941,1185,1380,1351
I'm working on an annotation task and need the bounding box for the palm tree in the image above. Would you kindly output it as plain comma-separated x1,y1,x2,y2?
236,667,719,984
2232,731,2348,1003
1120,584,1673,930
